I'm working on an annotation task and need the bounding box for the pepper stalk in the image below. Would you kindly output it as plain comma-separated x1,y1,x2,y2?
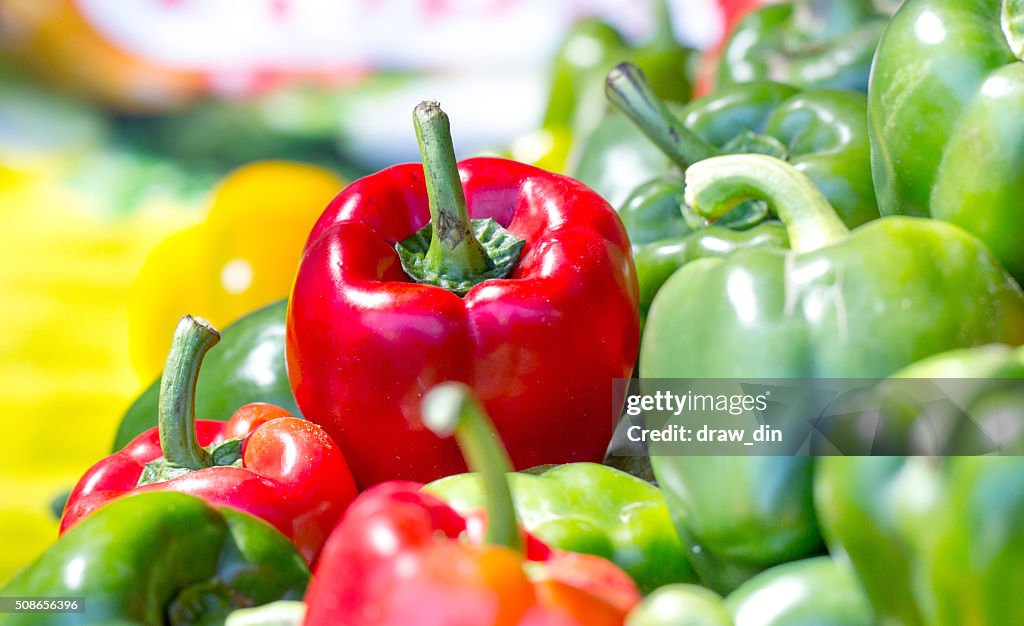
139,315,242,486
397,102,525,296
422,382,522,552
684,154,850,253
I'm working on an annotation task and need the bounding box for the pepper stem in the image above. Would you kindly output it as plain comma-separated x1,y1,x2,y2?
422,382,521,553
605,62,719,170
158,315,220,470
684,154,849,252
414,101,491,281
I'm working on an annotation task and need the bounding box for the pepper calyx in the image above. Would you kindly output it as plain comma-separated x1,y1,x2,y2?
396,217,525,295
137,439,244,487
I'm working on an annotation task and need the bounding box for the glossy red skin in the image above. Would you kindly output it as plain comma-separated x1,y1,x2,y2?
303,482,640,626
287,157,639,488
60,403,356,564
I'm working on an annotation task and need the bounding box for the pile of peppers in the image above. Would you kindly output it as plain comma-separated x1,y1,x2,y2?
8,1,1024,624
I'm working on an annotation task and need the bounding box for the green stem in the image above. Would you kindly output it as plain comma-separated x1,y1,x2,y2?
413,101,491,281
158,315,219,470
684,154,849,253
422,382,521,553
605,62,720,170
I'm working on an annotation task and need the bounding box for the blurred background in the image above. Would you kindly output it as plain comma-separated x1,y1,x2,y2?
0,0,752,582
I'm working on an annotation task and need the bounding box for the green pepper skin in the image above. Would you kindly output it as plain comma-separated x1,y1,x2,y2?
627,558,875,626
716,0,889,92
926,457,1024,625
725,557,875,626
869,0,1024,281
815,458,937,626
643,218,1024,378
626,584,732,626
0,492,309,625
636,222,789,325
653,456,823,595
535,14,692,177
619,177,691,247
602,79,874,321
115,299,295,450
544,18,692,134
644,155,1024,594
599,74,878,251
817,347,1024,625
572,109,682,212
424,462,695,594
818,456,1024,626
681,83,879,229
642,159,1024,380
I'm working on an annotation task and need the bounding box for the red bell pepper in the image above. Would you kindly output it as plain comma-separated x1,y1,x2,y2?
287,101,639,488
61,316,357,564
303,382,640,626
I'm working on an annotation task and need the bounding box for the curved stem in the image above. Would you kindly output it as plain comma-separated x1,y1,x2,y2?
605,62,720,170
413,101,491,280
684,154,849,252
422,382,521,553
158,315,220,469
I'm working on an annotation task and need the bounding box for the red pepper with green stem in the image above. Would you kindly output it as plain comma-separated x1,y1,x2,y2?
287,102,639,488
303,382,641,626
61,315,357,565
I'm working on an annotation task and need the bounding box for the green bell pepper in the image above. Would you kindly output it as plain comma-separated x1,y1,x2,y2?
423,462,695,594
606,63,879,233
815,457,936,626
869,0,1024,282
114,299,295,450
635,222,789,324
651,454,823,595
726,557,875,626
627,558,874,626
575,133,680,225
605,64,876,324
716,0,891,92
817,347,1024,625
643,154,1024,593
626,584,732,626
642,153,1024,379
0,492,309,625
818,456,1024,625
524,2,693,175
926,457,1024,624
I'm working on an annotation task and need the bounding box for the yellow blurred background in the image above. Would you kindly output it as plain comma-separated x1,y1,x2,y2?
0,167,195,582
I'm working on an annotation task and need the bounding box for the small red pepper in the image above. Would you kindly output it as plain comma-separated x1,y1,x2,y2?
61,316,357,564
287,101,639,488
303,382,640,626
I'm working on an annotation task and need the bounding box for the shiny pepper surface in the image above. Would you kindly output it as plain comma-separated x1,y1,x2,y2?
288,104,638,488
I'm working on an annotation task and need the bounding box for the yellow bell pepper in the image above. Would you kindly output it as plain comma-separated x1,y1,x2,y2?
0,177,192,584
128,161,344,381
